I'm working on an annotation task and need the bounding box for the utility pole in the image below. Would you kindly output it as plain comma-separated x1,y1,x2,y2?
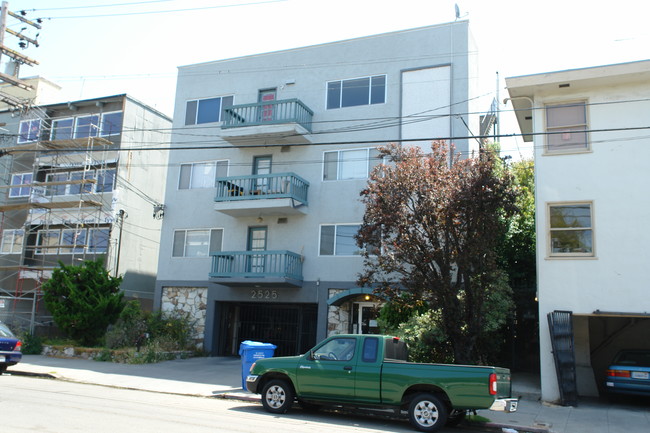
0,1,41,110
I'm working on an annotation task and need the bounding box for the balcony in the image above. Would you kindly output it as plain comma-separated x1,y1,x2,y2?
220,99,313,146
214,172,309,217
210,250,303,287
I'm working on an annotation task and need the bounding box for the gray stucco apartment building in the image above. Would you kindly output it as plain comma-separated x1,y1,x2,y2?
155,21,480,355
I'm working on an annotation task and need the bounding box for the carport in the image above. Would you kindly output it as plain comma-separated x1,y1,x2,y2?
554,311,650,400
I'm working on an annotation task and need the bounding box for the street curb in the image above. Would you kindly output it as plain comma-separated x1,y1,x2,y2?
6,370,57,379
216,392,261,403
468,422,551,433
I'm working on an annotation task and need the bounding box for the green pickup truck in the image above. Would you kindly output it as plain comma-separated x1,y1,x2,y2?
246,334,518,432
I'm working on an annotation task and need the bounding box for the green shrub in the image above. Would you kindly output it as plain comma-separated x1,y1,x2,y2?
105,300,148,349
394,310,454,363
20,332,43,355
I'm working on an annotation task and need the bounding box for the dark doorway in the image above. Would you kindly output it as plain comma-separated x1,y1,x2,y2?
217,302,317,357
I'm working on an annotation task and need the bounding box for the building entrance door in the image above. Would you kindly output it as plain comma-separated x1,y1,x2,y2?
351,302,380,334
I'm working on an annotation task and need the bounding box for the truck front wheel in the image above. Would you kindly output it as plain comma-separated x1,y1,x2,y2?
261,379,294,414
408,393,448,432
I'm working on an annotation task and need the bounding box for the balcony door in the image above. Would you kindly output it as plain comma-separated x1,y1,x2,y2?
258,88,276,122
253,155,272,193
247,226,267,274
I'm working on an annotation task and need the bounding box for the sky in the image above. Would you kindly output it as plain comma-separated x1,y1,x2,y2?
3,0,650,159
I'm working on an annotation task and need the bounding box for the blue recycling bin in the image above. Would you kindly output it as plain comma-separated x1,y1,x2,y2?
239,340,277,389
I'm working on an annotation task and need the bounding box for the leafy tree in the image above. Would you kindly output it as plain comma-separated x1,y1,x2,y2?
42,259,124,346
357,141,518,364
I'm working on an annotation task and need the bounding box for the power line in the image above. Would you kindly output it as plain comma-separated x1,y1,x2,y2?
32,0,288,20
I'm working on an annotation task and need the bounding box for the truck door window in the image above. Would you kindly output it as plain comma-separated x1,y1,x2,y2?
313,338,356,361
362,337,379,362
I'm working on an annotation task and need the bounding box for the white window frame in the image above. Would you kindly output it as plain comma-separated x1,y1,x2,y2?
61,228,87,255
74,114,101,139
95,168,116,193
547,201,595,258
50,117,74,141
9,172,33,198
319,224,362,256
1,229,24,254
326,75,386,110
36,229,61,255
99,111,123,136
17,119,41,143
172,228,223,258
185,95,234,125
544,101,589,154
87,228,110,253
68,170,95,195
323,147,383,181
178,160,229,189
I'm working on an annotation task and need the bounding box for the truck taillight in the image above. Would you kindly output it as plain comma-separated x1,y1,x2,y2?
489,373,497,395
15,341,22,352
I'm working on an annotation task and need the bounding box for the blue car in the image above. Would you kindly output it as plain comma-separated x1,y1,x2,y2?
605,350,650,397
0,322,22,374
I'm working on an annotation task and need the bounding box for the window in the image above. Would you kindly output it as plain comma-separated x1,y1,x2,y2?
179,160,228,189
45,173,69,196
61,229,87,254
69,170,95,195
100,111,123,136
323,148,383,180
172,228,223,258
545,102,588,152
36,230,61,254
549,203,593,256
362,337,379,363
88,228,110,253
327,75,386,109
51,118,74,141
96,169,116,193
18,119,41,143
313,337,356,361
1,229,24,254
320,224,361,256
75,115,100,138
185,96,234,125
9,173,32,198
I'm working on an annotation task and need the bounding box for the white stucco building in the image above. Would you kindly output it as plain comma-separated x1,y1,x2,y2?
506,60,650,403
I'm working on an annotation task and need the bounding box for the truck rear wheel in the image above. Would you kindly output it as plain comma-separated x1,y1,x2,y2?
408,393,448,432
261,379,294,414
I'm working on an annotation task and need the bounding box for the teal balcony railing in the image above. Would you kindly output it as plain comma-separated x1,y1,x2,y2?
214,172,309,205
210,250,303,282
221,99,313,132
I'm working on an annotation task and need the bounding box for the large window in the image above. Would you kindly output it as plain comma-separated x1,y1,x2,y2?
96,169,116,193
51,118,74,141
1,229,24,254
548,203,593,256
9,173,32,198
323,148,383,180
88,228,110,253
327,75,386,109
36,230,61,254
172,228,223,258
75,115,100,139
18,119,41,143
100,111,123,136
185,96,234,125
68,171,94,195
319,224,361,256
179,160,228,189
545,102,588,153
61,229,87,254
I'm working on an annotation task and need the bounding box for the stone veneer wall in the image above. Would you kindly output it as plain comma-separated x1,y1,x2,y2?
161,287,208,349
327,288,349,336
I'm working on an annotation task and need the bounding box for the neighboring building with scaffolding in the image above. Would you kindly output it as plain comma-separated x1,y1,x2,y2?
0,90,171,333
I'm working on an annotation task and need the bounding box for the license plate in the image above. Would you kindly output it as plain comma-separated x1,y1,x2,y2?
632,371,649,380
0,355,5,362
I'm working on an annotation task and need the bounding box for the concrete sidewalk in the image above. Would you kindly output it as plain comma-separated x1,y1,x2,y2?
7,355,650,433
